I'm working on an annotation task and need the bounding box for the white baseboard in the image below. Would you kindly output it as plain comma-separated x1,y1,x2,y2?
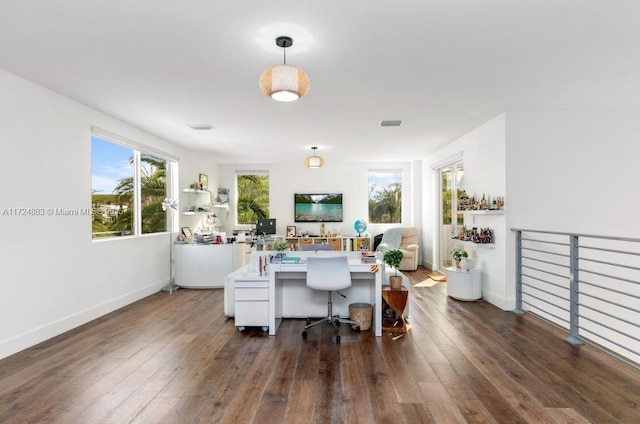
0,280,164,360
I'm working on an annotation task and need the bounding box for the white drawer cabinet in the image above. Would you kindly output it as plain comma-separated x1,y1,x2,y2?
234,280,269,331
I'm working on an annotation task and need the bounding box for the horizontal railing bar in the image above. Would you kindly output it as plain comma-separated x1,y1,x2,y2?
522,246,569,258
579,279,640,302
579,256,640,272
522,284,568,304
580,244,640,258
522,264,569,281
512,228,640,243
521,292,569,314
522,273,568,291
578,294,640,317
578,325,640,355
578,268,640,286
579,337,640,372
579,317,640,345
580,303,640,330
522,303,569,326
522,255,569,269
521,237,569,248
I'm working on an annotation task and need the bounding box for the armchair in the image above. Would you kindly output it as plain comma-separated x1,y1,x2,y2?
376,227,420,271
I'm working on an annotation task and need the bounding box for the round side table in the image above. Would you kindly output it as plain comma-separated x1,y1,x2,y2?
445,267,482,301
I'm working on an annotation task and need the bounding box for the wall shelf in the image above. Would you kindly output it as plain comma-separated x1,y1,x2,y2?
452,239,496,248
459,210,505,215
182,188,210,194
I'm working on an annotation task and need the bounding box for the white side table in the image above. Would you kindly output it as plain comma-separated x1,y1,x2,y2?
445,267,482,301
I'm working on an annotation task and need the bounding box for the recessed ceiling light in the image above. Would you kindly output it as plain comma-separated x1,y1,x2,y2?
379,120,404,127
188,123,215,130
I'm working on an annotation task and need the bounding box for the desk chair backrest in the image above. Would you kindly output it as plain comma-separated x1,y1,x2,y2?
299,243,334,252
306,256,352,291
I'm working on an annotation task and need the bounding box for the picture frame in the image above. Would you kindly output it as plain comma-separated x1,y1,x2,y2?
181,227,192,237
199,174,208,190
286,225,296,237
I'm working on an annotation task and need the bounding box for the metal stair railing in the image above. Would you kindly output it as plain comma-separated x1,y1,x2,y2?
512,229,640,369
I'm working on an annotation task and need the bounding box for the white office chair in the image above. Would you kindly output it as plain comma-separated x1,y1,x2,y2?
302,256,360,343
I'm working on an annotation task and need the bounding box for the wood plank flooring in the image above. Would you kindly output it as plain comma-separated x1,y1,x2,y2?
1,267,639,423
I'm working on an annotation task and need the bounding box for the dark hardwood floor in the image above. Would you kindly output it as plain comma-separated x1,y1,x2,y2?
1,267,639,423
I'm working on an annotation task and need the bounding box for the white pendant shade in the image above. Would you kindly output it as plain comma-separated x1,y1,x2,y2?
259,64,310,102
305,147,324,168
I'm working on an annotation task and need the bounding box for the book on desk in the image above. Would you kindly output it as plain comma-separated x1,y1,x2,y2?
361,252,378,263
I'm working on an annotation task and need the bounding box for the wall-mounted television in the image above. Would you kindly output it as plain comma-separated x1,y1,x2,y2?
294,193,343,222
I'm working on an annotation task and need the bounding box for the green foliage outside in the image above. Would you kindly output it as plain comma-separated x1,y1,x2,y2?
237,174,269,225
92,154,167,238
369,182,401,223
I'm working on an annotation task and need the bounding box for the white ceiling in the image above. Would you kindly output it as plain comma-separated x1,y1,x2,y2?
1,1,639,164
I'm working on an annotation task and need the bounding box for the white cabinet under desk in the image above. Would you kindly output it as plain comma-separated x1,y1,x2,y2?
174,243,234,288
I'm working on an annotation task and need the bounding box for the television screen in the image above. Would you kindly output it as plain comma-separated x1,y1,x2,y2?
294,193,343,222
256,218,276,234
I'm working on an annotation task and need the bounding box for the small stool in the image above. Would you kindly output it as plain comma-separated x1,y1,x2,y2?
381,285,409,333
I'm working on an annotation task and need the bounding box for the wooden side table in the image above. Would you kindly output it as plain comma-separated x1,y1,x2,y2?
381,285,409,333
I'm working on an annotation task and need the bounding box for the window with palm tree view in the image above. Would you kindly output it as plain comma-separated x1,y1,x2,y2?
368,170,402,223
236,173,269,225
91,135,171,238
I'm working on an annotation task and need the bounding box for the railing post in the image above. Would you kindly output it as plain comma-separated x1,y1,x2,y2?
514,230,524,314
565,234,583,345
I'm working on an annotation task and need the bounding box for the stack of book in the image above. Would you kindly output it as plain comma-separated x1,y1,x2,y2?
361,252,378,263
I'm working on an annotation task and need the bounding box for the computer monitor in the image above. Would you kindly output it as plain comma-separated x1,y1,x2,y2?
256,218,276,235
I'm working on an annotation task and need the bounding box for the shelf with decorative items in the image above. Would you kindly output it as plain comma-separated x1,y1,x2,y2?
182,188,212,215
463,210,504,215
453,239,496,249
453,225,495,248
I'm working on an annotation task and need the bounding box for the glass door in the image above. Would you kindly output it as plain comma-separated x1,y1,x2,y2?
439,161,464,270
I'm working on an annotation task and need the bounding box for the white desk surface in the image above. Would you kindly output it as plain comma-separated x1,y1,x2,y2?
268,259,384,336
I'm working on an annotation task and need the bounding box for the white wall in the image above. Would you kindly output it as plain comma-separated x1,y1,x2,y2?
0,69,188,359
424,114,508,308
218,161,418,240
505,109,640,309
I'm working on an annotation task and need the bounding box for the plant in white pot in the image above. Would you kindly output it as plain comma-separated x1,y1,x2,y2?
383,249,404,289
273,240,287,259
452,248,468,269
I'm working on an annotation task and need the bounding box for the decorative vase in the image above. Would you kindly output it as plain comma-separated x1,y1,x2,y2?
389,275,403,290
455,259,461,268
459,258,474,271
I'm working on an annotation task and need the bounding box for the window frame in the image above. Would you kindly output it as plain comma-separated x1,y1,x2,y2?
235,170,270,228
91,127,178,241
367,169,403,224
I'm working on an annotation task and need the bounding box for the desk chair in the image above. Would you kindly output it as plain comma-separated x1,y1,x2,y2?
299,243,334,252
302,256,360,343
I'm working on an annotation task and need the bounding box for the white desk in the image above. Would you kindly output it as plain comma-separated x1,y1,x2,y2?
267,259,384,336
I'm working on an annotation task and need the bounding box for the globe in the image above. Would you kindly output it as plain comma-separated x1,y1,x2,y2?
354,219,367,236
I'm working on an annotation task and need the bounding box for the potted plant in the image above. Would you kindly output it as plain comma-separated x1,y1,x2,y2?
383,249,404,289
452,248,468,268
273,240,287,259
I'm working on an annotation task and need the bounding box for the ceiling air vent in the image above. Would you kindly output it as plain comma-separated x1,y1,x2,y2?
188,123,215,130
379,120,404,127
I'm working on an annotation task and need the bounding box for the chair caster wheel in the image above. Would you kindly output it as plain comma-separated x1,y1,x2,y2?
306,320,311,326
302,331,308,339
238,326,245,332
355,326,361,332
336,335,341,343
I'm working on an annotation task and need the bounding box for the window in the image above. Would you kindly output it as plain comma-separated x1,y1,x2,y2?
236,172,269,225
91,134,173,239
368,170,402,223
